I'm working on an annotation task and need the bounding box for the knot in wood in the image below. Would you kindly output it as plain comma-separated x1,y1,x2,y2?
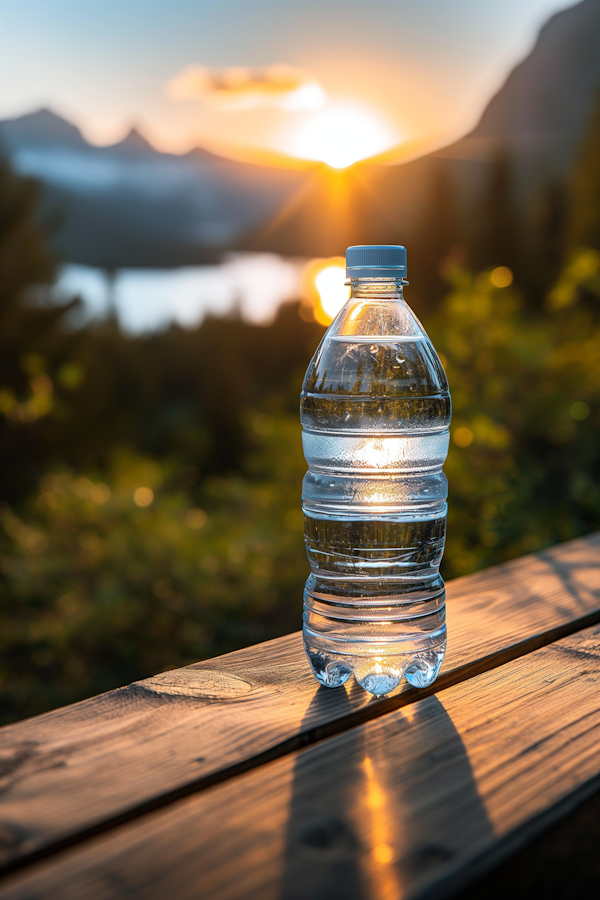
138,668,253,700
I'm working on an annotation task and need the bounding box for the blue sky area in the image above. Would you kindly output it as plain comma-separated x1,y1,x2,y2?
0,0,579,161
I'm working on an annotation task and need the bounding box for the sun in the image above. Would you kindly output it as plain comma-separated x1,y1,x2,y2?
291,104,397,169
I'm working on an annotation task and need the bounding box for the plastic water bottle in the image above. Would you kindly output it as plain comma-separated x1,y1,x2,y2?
301,245,450,696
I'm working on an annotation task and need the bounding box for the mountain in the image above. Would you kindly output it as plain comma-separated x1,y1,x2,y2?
412,0,600,235
105,127,156,156
1,0,599,269
466,0,600,179
0,109,309,269
0,108,87,149
250,0,600,260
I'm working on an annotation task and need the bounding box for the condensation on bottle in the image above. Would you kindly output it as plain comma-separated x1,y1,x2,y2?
300,245,450,696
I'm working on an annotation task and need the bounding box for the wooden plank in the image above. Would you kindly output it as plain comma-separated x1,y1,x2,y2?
453,780,600,899
0,533,598,877
2,622,600,900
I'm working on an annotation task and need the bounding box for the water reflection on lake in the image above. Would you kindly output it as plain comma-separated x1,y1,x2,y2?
55,253,307,333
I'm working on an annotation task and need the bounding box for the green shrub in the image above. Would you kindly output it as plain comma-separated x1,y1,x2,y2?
0,421,306,721
430,253,600,576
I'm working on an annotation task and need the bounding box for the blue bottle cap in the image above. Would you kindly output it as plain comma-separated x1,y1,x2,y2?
346,245,407,279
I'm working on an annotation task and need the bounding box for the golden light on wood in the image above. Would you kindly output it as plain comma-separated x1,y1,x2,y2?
0,536,599,891
362,754,402,900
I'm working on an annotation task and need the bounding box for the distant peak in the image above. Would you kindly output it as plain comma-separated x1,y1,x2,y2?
23,107,73,125
111,126,155,153
0,107,87,147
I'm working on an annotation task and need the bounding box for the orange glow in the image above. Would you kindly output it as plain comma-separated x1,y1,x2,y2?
301,257,349,325
362,755,402,900
315,266,348,317
290,104,397,169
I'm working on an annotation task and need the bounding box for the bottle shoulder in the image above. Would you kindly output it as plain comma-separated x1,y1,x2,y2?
302,296,448,398
302,333,449,397
330,296,425,340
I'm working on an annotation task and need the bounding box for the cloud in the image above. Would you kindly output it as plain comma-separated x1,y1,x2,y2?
166,64,327,111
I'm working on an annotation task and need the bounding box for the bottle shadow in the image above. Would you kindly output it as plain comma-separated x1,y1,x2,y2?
277,685,494,900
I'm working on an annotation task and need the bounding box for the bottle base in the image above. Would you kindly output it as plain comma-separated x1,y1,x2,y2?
304,635,446,697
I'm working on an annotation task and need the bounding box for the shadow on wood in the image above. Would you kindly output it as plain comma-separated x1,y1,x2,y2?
279,689,493,900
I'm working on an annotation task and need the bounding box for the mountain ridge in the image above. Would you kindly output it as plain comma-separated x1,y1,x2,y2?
0,108,309,268
1,0,599,266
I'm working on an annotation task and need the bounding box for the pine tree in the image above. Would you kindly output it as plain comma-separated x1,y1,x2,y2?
568,91,600,252
0,157,56,331
528,177,568,300
471,147,522,278
409,158,464,314
0,156,74,500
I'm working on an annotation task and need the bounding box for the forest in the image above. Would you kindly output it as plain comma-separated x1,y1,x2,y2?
0,96,599,725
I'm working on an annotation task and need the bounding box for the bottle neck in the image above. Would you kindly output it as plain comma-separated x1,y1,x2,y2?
349,279,406,301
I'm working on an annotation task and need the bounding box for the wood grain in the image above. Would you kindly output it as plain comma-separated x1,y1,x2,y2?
2,623,600,900
0,533,598,877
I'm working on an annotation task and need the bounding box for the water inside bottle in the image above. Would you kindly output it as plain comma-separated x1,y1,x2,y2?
301,286,450,696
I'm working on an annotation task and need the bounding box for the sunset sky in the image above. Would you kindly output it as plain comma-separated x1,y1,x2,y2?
1,0,578,165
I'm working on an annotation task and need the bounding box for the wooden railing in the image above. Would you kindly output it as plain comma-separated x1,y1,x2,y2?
0,532,599,898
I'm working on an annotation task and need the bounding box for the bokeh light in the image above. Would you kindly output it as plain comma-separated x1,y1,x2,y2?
490,266,514,288
453,427,473,447
133,486,154,507
570,401,590,420
302,257,349,325
185,508,208,529
315,266,349,317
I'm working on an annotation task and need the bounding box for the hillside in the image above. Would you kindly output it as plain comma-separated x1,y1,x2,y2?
468,0,600,177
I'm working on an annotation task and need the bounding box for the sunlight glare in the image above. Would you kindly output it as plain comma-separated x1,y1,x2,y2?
292,105,396,168
315,265,350,319
280,83,327,111
301,256,349,325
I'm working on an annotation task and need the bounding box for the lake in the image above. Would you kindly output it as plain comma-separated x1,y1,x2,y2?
55,254,307,333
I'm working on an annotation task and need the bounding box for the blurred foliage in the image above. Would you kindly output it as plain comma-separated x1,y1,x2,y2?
1,250,599,722
0,421,306,720
0,292,322,504
432,253,600,577
1,98,600,724
0,157,80,500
